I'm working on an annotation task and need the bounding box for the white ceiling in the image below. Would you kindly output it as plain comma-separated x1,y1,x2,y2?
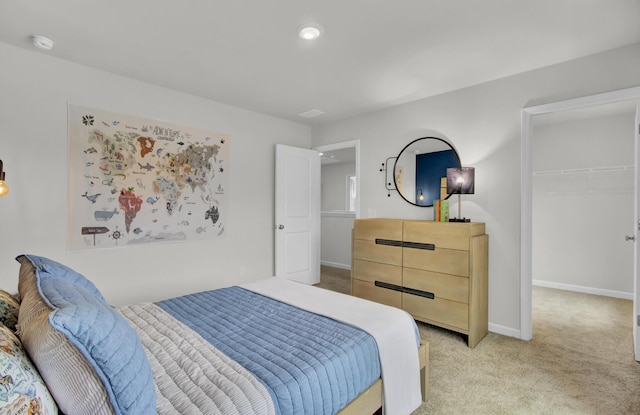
320,147,355,165
1,1,639,125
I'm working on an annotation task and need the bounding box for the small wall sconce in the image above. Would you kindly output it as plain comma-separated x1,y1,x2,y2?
446,167,475,221
0,160,8,197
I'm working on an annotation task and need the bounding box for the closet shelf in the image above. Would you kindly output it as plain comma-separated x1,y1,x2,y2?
533,165,634,176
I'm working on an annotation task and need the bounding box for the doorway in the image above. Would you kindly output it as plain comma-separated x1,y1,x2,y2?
313,140,360,272
530,104,636,359
521,86,640,361
531,102,636,299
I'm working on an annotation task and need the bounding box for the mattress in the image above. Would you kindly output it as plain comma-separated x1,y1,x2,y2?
121,287,381,415
121,280,421,415
158,286,381,415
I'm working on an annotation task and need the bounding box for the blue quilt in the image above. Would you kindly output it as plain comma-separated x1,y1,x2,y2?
157,287,380,415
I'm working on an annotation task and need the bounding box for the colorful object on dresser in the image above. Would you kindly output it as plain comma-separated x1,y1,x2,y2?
433,199,449,222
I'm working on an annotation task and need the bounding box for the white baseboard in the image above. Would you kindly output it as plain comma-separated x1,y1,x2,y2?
532,279,633,300
320,261,351,270
489,323,521,339
488,281,632,342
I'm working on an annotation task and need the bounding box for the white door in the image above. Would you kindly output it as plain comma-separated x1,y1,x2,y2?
635,102,640,362
275,144,321,284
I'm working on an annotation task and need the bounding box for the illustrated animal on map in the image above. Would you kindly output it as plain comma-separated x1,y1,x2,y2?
138,162,154,171
94,208,119,221
81,192,101,203
205,206,219,225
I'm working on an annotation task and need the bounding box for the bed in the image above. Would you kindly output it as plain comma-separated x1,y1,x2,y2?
0,255,428,415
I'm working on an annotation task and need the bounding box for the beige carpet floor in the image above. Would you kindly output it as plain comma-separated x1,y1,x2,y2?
317,266,640,415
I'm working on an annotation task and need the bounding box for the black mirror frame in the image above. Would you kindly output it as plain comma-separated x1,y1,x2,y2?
393,137,461,207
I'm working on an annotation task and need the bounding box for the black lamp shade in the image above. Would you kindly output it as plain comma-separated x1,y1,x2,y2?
446,167,475,194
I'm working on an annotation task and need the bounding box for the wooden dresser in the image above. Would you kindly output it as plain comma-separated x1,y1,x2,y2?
351,218,489,348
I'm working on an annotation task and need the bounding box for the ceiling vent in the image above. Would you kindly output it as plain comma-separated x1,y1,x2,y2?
298,109,324,119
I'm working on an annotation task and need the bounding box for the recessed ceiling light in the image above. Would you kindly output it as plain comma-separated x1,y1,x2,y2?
298,24,323,40
32,35,54,50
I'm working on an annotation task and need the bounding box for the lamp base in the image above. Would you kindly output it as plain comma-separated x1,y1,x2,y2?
449,217,471,223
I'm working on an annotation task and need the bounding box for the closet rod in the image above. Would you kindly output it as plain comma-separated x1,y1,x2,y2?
533,164,634,176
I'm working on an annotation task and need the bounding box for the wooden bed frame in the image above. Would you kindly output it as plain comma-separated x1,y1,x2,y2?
337,340,430,415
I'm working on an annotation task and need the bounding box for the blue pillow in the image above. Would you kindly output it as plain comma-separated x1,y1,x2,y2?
17,254,106,302
24,256,156,415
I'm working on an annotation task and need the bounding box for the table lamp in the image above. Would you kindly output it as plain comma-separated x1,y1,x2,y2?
446,167,474,222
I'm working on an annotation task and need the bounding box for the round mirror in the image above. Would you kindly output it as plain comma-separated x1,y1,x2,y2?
393,137,461,207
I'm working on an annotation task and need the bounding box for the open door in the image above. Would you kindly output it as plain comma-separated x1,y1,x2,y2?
275,144,321,284
635,102,640,362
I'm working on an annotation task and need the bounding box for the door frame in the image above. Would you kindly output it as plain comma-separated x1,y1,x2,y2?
521,86,640,341
313,140,361,219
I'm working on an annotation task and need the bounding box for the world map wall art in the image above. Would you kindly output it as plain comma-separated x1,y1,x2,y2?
67,105,229,251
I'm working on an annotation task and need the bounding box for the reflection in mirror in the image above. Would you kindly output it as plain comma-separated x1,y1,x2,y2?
393,137,460,207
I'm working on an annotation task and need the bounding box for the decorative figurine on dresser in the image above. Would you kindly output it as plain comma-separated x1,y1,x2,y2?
351,218,489,348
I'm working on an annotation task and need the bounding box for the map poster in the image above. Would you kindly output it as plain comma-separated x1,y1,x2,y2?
67,105,229,251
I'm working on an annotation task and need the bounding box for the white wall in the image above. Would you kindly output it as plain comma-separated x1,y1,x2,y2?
320,162,355,268
312,42,640,336
321,213,354,269
321,162,355,211
532,111,635,297
0,42,311,306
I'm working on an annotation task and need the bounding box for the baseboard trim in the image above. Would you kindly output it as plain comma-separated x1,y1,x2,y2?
489,323,521,340
532,279,633,300
320,261,351,270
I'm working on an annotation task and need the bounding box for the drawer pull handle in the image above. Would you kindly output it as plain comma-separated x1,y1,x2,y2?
374,281,435,299
403,287,435,299
403,241,435,250
375,238,403,247
374,281,403,292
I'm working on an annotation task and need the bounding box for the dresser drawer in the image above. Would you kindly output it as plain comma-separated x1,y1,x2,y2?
403,246,469,277
403,267,469,304
351,218,488,348
353,218,403,242
353,279,402,308
353,239,402,266
352,259,402,286
403,293,469,331
403,221,484,251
